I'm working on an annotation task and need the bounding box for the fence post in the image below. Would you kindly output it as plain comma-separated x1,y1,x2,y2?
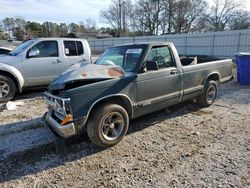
237,32,241,52
185,36,187,55
211,34,215,57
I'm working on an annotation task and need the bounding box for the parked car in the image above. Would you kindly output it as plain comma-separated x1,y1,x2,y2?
44,42,233,148
0,46,15,55
0,38,91,102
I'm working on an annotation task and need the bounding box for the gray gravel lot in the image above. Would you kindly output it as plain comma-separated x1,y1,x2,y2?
0,80,249,187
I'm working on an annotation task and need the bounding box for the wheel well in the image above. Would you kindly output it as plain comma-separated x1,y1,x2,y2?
0,71,19,91
89,96,133,119
206,73,220,84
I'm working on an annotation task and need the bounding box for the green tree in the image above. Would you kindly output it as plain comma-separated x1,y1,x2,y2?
25,21,41,38
68,23,80,34
2,17,15,38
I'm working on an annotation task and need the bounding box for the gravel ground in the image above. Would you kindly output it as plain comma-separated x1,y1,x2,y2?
0,80,249,188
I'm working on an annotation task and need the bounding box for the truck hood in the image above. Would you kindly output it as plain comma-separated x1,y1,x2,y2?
48,63,126,90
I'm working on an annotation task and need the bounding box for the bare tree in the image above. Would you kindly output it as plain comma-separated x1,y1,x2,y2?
133,0,164,35
208,0,242,31
100,0,133,37
228,10,250,30
161,0,176,34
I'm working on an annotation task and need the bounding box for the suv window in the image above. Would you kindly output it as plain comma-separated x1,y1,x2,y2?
147,46,175,68
29,41,58,58
64,41,84,56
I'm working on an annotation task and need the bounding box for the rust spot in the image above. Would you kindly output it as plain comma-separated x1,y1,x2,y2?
107,68,124,77
81,72,88,77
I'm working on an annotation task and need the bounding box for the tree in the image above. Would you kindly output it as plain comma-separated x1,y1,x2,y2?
12,18,26,40
25,21,41,38
228,10,250,30
173,0,208,33
59,23,68,37
0,22,6,40
208,0,241,31
133,0,164,35
2,17,15,38
40,22,59,37
100,0,133,37
68,23,80,34
161,0,176,34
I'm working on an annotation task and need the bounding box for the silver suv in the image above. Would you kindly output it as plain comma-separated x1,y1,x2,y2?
0,38,91,102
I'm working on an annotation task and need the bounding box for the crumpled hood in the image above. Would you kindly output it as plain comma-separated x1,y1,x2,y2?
48,63,126,90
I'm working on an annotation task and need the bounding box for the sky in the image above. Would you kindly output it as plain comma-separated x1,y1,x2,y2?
0,0,115,27
0,0,250,27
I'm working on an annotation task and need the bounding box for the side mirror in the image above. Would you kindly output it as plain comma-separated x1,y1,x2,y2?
28,48,40,58
146,61,159,71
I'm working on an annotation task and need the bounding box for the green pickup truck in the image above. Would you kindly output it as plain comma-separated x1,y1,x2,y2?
44,42,233,148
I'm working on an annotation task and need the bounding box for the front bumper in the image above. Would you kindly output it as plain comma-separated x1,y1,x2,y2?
45,110,76,138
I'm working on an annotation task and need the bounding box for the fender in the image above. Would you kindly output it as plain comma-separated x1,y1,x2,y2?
0,63,24,93
86,94,134,119
204,72,221,85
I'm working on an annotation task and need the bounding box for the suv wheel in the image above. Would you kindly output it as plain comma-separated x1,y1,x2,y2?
0,75,16,103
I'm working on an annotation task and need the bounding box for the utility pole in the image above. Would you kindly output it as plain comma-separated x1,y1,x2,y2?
122,1,126,35
118,0,122,37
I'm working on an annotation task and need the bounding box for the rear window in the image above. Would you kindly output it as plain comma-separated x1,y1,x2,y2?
64,41,84,56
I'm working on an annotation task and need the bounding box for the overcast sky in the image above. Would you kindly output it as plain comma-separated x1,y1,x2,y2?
0,0,115,26
0,0,249,27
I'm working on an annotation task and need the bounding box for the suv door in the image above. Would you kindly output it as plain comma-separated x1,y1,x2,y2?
136,46,182,116
63,40,86,66
17,40,67,86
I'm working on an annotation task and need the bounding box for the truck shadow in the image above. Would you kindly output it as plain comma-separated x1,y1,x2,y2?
13,89,45,100
0,101,203,183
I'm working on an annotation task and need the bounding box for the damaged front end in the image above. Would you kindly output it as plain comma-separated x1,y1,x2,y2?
47,63,126,91
44,63,126,138
44,92,76,138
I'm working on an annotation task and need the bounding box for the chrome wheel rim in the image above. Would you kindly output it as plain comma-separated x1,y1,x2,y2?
101,112,125,141
0,81,10,98
206,85,216,103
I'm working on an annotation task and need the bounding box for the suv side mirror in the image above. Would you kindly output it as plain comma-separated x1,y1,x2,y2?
146,61,159,71
28,48,40,58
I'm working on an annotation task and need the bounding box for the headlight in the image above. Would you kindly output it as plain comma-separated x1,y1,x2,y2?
55,101,65,114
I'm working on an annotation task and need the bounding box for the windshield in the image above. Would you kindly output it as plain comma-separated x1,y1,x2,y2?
95,46,145,72
9,40,35,56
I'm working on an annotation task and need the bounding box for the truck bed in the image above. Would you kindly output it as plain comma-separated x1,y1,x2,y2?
180,55,221,66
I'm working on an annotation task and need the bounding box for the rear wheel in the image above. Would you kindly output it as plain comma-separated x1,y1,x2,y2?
198,80,217,107
0,75,16,103
87,103,129,148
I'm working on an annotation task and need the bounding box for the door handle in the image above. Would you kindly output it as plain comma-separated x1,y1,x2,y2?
170,69,178,74
55,59,62,63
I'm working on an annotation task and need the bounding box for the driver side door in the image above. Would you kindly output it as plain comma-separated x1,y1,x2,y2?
135,45,182,116
17,40,64,86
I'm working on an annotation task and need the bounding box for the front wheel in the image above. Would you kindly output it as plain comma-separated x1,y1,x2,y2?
0,75,16,103
87,103,129,148
198,80,218,107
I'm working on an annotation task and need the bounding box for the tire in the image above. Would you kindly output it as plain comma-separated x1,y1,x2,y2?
0,75,16,103
198,80,218,107
87,103,129,148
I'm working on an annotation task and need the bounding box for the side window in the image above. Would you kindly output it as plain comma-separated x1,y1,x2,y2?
76,41,84,55
147,46,175,69
64,41,84,56
29,41,58,58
